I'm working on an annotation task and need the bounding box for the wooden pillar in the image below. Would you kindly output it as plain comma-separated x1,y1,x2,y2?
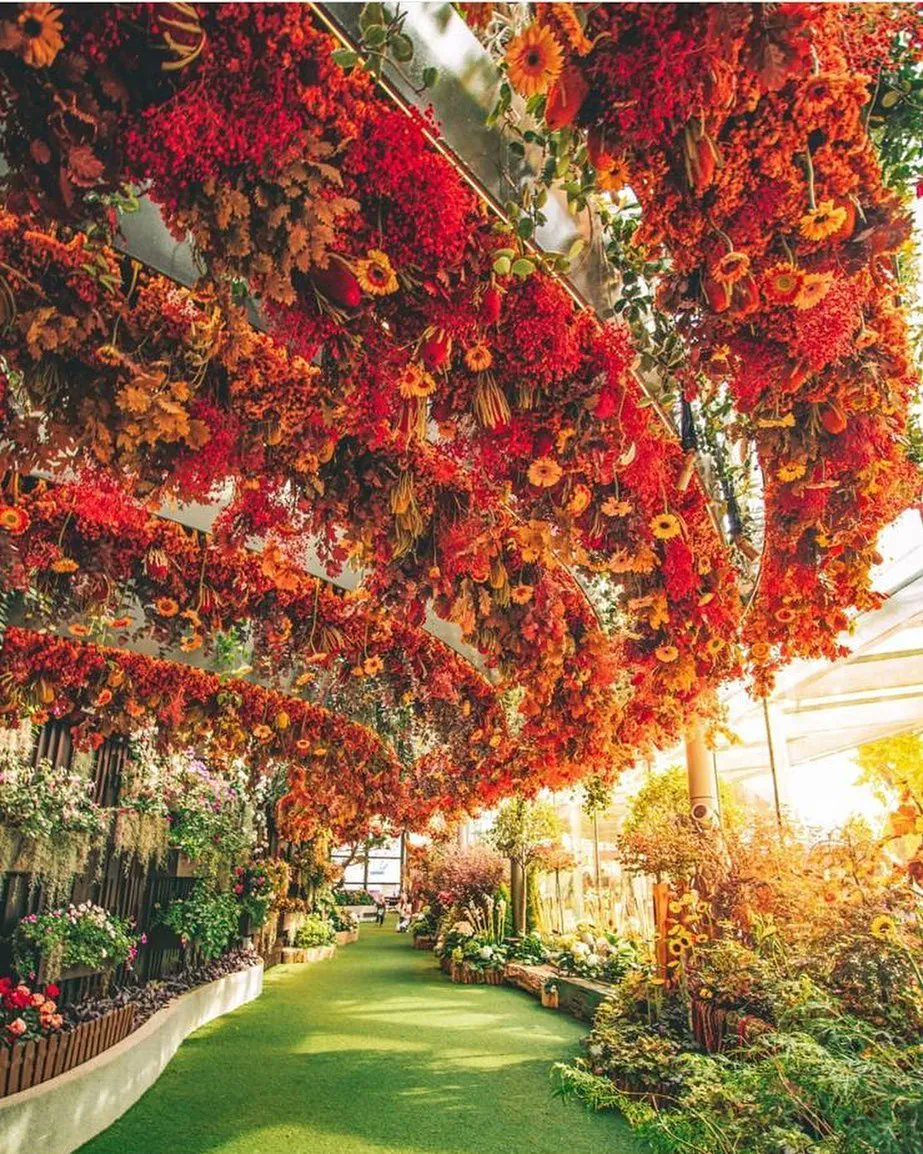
510,859,525,935
685,723,718,824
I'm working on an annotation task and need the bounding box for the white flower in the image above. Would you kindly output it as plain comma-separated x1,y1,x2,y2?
571,942,590,958
585,953,601,968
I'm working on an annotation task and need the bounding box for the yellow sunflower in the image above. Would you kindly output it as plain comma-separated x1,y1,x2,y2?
356,249,398,296
777,461,807,482
870,914,898,942
505,21,564,97
527,456,563,488
799,200,847,242
650,512,681,540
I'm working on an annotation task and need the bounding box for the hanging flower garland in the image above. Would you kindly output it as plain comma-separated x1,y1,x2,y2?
0,472,509,763
466,2,922,688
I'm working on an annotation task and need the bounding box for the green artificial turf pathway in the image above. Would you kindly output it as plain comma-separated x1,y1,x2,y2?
77,922,642,1154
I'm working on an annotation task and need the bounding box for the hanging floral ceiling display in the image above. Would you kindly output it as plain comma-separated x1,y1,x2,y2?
0,3,919,837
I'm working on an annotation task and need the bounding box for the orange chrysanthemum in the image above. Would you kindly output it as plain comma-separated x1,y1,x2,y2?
0,505,29,534
356,250,398,296
464,342,493,372
527,456,563,488
799,200,847,242
650,512,681,540
0,3,64,68
153,597,180,617
397,362,437,399
762,262,805,305
510,583,534,604
505,22,564,97
710,250,751,286
50,557,79,574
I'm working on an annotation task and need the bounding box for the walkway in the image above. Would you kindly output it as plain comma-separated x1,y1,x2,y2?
77,924,641,1154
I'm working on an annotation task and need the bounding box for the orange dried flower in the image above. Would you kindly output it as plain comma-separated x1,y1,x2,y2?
397,362,436,399
601,496,632,517
510,583,534,604
655,644,680,663
50,557,79,574
762,262,805,305
154,597,180,617
464,342,493,372
527,456,563,488
0,3,64,68
0,505,29,534
363,655,384,676
505,22,564,97
356,250,398,296
794,271,833,310
710,250,750,286
799,200,847,242
68,623,90,637
650,512,681,540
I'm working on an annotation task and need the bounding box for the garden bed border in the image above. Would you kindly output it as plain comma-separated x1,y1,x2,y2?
0,959,264,1154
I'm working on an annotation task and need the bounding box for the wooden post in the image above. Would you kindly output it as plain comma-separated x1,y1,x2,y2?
652,880,670,981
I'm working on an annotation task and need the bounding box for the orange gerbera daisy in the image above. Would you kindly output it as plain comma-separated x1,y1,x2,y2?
750,640,772,662
799,200,847,242
650,512,681,540
68,623,90,637
153,597,180,617
356,250,398,296
655,644,680,663
774,607,797,623
704,636,725,657
252,724,274,742
793,271,833,310
363,655,384,676
397,362,437,399
107,616,132,629
510,583,534,604
710,250,751,286
763,262,805,305
50,557,79,574
505,22,564,97
464,342,493,372
777,461,807,482
0,3,64,68
0,505,29,534
179,633,203,652
527,456,563,488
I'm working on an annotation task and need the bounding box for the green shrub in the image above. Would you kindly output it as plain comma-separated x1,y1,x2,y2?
293,915,336,948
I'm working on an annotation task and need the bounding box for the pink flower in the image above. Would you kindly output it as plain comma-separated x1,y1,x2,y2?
7,1018,27,1038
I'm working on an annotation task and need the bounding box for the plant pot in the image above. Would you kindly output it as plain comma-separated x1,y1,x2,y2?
541,986,560,1009
412,934,435,951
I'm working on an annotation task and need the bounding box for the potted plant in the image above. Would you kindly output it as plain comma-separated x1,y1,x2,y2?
541,978,559,1009
13,903,141,985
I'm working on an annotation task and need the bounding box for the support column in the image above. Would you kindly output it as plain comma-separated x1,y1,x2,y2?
761,696,791,829
685,723,719,824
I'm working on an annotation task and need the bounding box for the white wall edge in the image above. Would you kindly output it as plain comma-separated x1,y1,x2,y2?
0,960,264,1154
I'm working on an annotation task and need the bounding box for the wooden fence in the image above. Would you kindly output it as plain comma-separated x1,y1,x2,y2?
0,721,200,1001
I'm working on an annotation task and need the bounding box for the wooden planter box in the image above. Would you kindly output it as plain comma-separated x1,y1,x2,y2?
0,1003,135,1099
280,945,336,964
412,934,435,951
449,962,504,985
334,929,358,946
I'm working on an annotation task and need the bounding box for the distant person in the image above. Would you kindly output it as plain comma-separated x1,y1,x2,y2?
396,894,412,932
375,897,387,926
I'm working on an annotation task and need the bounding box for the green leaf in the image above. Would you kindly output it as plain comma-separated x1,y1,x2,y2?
567,237,585,261
391,32,414,62
517,218,534,239
332,48,358,69
511,258,535,278
360,3,385,31
364,24,388,48
422,65,438,89
493,255,512,276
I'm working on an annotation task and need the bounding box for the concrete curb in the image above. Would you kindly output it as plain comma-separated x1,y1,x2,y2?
0,961,264,1154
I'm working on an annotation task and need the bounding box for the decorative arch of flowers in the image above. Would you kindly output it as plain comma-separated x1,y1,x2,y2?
461,1,922,689
0,1,917,831
0,473,509,768
0,625,405,842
